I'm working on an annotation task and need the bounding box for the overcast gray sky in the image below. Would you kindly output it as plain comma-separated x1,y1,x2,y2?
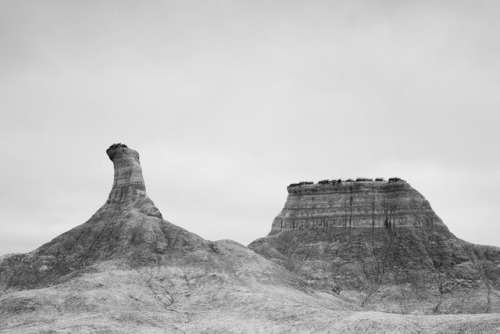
1,0,499,255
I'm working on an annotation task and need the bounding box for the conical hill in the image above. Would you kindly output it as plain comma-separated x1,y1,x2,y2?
0,144,209,291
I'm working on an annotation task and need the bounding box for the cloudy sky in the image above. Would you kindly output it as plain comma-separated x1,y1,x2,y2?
1,0,499,255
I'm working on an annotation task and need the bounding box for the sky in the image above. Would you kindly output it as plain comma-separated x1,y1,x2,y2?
1,0,499,255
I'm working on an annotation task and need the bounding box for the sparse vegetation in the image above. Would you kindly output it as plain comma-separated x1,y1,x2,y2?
388,177,401,183
108,143,128,150
289,182,314,187
356,178,373,182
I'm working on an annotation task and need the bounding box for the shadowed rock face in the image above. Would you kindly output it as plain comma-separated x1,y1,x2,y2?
250,180,500,314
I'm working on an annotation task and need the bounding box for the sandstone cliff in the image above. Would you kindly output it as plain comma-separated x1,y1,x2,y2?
250,179,500,314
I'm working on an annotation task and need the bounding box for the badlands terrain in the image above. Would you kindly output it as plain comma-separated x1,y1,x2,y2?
1,144,499,333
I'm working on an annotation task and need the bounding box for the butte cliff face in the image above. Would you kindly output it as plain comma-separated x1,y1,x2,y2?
250,179,500,314
271,179,449,232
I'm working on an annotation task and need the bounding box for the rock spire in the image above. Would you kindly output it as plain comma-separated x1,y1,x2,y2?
105,143,147,204
102,143,161,218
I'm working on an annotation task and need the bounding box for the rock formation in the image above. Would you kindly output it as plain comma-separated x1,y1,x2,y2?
1,147,500,333
0,143,204,291
250,179,500,314
105,144,157,209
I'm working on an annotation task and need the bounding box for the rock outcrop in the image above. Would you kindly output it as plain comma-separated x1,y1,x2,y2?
250,179,500,314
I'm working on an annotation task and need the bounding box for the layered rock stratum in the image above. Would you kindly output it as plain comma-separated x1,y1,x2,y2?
1,146,500,333
250,179,500,314
272,179,448,231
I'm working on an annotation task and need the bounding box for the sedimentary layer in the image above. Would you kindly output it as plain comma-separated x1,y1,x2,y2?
272,179,448,232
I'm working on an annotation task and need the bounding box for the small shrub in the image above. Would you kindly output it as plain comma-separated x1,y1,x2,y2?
375,178,385,181
356,178,373,182
108,143,128,150
318,180,330,185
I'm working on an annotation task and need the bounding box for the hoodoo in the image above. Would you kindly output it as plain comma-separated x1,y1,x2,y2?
250,179,500,314
106,143,148,204
103,143,162,217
